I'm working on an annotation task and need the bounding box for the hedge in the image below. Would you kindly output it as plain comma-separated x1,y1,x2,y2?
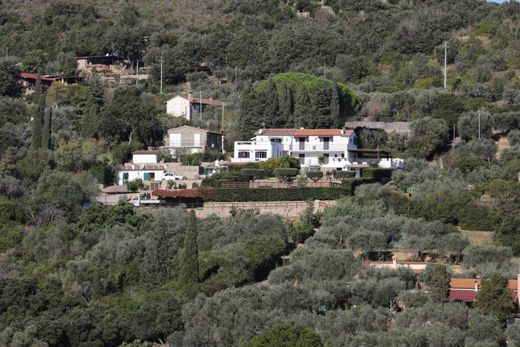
203,187,353,202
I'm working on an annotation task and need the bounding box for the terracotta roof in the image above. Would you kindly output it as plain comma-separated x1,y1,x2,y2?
450,278,480,289
191,97,225,107
293,129,353,137
449,289,478,302
152,189,205,198
20,73,55,82
255,128,297,136
132,150,159,155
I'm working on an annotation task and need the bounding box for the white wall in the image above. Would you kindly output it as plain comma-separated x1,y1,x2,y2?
166,96,191,120
117,170,165,185
132,153,158,164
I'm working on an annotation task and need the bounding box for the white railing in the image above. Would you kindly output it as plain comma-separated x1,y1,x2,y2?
290,143,347,152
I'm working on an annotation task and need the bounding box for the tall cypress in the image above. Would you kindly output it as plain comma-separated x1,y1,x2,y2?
42,105,52,149
330,82,341,128
31,78,45,149
278,81,293,127
238,83,263,138
264,79,283,128
313,83,332,128
179,211,199,285
293,87,313,128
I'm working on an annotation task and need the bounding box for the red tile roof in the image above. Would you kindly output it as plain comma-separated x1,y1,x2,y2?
293,129,353,137
152,189,205,198
20,73,56,82
449,278,519,303
449,289,478,302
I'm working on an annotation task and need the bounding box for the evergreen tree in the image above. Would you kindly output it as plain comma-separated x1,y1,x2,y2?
264,79,283,128
430,264,450,302
238,83,263,138
81,77,105,138
313,83,332,128
475,273,515,322
330,82,340,127
31,78,45,149
293,87,313,128
278,81,293,127
42,105,52,150
179,210,199,285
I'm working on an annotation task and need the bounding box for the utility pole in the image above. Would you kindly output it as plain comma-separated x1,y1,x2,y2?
234,66,238,93
160,51,163,94
136,60,139,86
443,41,448,90
199,91,202,121
478,110,481,139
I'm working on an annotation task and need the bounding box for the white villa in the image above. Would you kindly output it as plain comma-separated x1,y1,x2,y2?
233,128,403,173
117,150,166,186
166,93,225,121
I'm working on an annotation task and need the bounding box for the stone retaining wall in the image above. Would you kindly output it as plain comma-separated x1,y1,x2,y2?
191,200,337,219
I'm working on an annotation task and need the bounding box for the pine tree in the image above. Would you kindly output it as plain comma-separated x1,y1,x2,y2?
42,105,52,149
179,210,199,285
278,81,293,127
293,87,313,128
31,78,45,149
264,79,283,128
430,264,450,302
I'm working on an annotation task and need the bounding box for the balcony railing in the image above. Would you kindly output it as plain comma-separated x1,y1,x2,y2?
290,143,347,152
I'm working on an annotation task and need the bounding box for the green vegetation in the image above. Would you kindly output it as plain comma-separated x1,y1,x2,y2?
0,0,520,346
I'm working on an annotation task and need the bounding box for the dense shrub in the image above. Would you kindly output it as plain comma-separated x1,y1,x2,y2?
180,152,226,166
203,187,352,202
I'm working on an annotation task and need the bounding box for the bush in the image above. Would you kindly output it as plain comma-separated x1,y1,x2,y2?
180,152,226,166
127,179,144,192
362,168,392,181
0,199,24,223
305,171,323,182
274,168,299,182
201,172,249,188
335,171,355,179
258,157,300,173
203,187,352,202
242,169,268,180
288,221,315,243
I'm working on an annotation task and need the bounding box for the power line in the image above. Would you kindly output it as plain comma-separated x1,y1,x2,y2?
443,41,448,90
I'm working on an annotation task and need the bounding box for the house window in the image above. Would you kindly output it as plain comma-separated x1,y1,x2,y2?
143,172,150,181
271,138,282,143
255,151,267,159
298,154,305,164
123,172,129,181
238,152,250,158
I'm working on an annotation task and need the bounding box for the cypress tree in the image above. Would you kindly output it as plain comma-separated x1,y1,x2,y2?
330,82,341,127
31,78,45,149
238,83,263,138
293,87,313,128
313,83,332,128
430,264,450,303
42,105,52,149
278,81,293,127
179,210,199,285
264,79,283,128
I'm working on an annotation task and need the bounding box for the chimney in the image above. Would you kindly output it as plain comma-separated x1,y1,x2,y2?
474,280,479,292
392,256,397,270
517,273,520,299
